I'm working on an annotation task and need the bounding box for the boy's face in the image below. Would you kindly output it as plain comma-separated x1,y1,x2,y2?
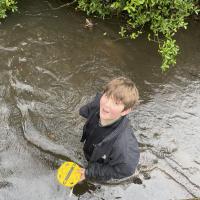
100,93,131,122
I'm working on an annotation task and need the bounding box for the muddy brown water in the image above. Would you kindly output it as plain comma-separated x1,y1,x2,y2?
0,0,200,199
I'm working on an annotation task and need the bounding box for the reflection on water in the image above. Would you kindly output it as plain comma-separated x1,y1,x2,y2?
0,0,200,199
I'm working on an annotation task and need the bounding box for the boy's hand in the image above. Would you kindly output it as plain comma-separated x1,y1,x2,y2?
77,168,85,182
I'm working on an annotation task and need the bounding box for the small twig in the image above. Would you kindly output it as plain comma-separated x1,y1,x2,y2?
156,167,197,198
45,0,76,10
148,37,160,43
166,158,200,190
111,36,129,42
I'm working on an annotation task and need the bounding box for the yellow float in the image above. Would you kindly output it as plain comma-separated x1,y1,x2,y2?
57,161,82,188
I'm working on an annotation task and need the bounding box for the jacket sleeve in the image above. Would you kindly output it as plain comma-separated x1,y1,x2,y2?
79,93,101,119
85,162,134,181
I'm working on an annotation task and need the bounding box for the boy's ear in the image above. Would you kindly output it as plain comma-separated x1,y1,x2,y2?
121,108,132,116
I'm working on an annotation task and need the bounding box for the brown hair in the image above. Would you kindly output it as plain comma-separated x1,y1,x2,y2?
103,77,139,110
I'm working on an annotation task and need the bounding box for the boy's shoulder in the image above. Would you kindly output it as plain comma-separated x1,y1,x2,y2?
116,117,137,143
94,92,102,103
89,92,102,112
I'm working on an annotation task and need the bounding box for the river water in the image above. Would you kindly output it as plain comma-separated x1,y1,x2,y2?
0,0,200,199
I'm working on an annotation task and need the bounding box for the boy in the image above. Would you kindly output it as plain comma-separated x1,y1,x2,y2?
78,77,140,182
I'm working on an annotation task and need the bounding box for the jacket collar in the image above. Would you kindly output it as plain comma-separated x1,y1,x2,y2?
90,116,130,162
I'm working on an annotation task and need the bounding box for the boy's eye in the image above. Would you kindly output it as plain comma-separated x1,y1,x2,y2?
104,94,108,98
114,101,120,105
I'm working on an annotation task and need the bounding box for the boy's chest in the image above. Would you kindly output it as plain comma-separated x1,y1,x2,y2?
85,114,112,146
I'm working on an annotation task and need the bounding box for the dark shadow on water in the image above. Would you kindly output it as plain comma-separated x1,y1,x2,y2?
72,176,143,196
73,181,99,196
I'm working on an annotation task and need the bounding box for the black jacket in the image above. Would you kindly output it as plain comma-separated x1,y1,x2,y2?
79,93,140,181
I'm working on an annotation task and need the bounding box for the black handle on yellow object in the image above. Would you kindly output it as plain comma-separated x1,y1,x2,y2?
63,163,76,185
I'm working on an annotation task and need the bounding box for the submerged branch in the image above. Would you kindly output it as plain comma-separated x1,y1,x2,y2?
45,0,77,10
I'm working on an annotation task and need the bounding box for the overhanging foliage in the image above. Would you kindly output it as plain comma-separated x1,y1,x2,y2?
77,0,199,71
0,0,17,19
